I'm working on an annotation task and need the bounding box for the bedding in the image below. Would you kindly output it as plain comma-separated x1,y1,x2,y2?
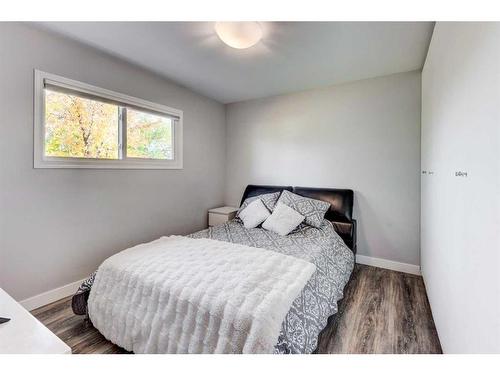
73,218,354,354
88,236,315,354
191,219,354,353
261,202,304,235
238,198,271,228
277,190,331,228
236,191,281,217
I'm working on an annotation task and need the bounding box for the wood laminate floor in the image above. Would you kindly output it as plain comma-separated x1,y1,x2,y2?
31,264,442,354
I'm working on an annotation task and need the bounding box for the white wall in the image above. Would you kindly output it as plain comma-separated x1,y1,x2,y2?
225,71,422,266
421,22,500,353
0,23,226,301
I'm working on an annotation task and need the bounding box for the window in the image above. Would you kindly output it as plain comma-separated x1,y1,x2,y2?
34,70,183,169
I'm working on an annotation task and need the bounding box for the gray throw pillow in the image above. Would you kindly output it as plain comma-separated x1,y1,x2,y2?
262,202,305,236
236,191,281,218
277,190,330,228
238,199,271,229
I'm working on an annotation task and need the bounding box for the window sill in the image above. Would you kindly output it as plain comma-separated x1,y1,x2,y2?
34,158,183,170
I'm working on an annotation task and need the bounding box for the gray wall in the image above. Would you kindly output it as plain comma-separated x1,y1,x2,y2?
421,22,500,353
0,23,226,301
225,71,422,266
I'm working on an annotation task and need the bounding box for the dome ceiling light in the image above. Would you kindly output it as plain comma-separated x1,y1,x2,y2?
214,22,263,49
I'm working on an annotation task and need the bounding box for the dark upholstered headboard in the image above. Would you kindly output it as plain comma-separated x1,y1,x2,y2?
240,184,357,253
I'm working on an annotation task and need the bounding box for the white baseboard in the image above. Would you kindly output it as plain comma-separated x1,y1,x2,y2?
20,278,86,311
356,254,421,275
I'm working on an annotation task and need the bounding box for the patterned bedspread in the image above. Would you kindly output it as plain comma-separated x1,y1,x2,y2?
73,219,354,354
189,220,354,353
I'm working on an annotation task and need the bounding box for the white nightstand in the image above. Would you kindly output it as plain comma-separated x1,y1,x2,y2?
208,206,238,227
0,288,71,354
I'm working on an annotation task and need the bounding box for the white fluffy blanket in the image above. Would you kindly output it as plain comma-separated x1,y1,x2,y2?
88,236,316,353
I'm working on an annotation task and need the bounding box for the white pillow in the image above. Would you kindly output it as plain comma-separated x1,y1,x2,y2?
238,199,271,229
262,202,305,236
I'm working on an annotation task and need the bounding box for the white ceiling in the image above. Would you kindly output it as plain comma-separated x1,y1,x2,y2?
37,22,434,104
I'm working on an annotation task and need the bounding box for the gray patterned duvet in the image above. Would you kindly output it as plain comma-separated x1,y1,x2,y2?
189,219,354,354
73,219,354,354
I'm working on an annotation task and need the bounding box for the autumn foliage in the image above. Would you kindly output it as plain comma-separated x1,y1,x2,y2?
44,90,172,160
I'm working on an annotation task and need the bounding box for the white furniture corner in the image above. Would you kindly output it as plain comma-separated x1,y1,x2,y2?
0,288,71,354
208,206,238,227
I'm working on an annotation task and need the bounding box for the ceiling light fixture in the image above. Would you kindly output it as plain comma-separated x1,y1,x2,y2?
214,22,262,49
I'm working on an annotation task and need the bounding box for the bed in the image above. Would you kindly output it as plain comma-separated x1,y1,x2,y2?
72,185,356,354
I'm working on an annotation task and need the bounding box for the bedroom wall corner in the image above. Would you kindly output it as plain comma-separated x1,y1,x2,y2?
224,71,422,267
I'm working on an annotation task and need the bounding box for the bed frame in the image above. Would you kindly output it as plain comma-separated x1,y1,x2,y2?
241,184,357,254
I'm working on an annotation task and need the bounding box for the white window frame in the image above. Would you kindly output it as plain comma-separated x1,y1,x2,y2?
34,70,183,169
